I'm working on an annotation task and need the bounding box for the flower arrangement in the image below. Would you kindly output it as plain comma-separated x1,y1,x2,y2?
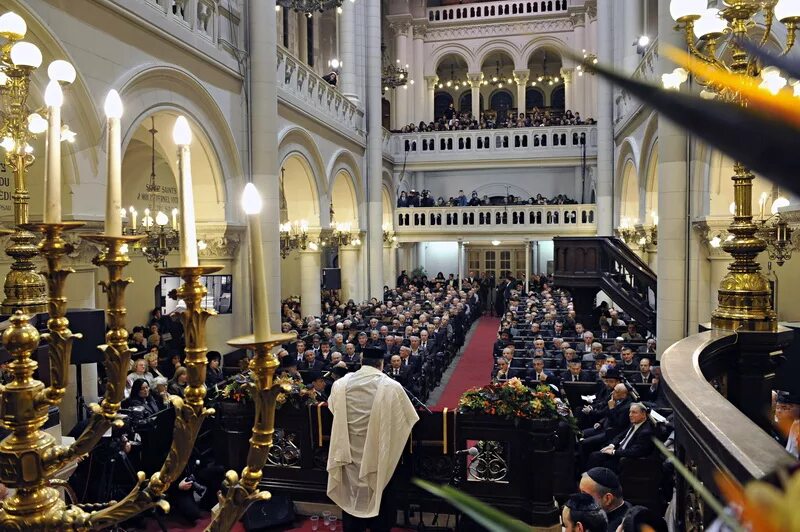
458,378,561,421
274,374,319,410
219,374,253,404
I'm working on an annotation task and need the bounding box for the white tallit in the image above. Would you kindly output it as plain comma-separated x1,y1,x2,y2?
326,365,419,518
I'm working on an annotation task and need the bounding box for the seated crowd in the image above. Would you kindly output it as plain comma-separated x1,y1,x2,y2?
274,275,481,403
398,189,576,208
395,107,596,133
489,276,673,530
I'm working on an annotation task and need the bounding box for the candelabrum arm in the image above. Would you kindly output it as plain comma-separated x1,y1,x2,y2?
207,341,288,532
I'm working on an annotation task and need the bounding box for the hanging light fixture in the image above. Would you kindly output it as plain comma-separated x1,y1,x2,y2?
122,116,180,266
530,52,560,87
381,42,408,93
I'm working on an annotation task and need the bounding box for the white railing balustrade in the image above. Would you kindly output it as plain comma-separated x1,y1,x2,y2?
428,0,567,23
388,125,597,161
277,46,364,141
395,204,597,236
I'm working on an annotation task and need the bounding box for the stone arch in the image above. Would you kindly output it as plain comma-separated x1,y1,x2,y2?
118,65,242,222
428,44,476,75
521,37,570,68
476,40,524,70
280,154,321,226
615,138,640,223
121,111,225,226
639,114,659,224
330,169,360,231
278,126,327,226
327,149,364,227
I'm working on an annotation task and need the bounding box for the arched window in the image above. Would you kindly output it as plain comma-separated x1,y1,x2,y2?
459,91,484,115
382,98,391,130
489,89,514,122
525,87,545,111
550,84,566,111
434,92,454,121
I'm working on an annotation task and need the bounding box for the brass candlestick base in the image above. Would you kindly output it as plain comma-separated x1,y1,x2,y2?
0,221,85,529
209,332,297,532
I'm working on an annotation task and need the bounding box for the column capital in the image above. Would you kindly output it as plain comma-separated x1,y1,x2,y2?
559,67,573,83
412,22,428,39
467,72,483,86
425,75,439,89
569,10,586,28
513,69,530,84
389,20,412,35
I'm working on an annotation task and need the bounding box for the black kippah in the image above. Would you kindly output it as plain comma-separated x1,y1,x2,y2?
586,467,621,491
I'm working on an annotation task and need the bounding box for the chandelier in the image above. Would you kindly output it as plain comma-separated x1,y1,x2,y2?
382,222,397,244
668,0,800,331
576,49,598,77
276,0,344,15
756,192,795,267
329,204,359,247
486,60,514,89
438,64,465,90
122,116,179,266
531,52,560,87
0,12,78,314
382,42,408,93
279,219,309,258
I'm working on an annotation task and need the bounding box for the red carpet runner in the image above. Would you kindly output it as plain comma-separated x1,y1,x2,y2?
432,316,499,411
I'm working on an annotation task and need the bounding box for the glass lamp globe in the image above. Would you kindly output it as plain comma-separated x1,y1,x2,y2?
155,211,169,226
771,196,790,215
47,60,76,84
775,0,800,22
669,0,705,21
9,41,42,68
0,12,26,39
693,9,727,39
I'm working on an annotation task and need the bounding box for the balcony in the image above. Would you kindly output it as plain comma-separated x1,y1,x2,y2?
427,0,567,23
277,47,365,144
394,204,597,241
106,0,243,75
387,125,597,170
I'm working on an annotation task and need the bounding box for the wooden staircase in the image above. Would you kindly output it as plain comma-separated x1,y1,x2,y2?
553,237,657,333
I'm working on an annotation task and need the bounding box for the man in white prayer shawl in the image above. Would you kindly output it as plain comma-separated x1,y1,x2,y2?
326,347,419,531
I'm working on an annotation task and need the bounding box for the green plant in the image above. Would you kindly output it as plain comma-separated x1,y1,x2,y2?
458,378,561,421
410,266,427,279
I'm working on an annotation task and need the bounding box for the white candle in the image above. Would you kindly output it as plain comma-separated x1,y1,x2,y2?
171,208,178,231
104,90,123,236
131,208,137,230
173,116,198,267
242,183,269,341
44,80,63,223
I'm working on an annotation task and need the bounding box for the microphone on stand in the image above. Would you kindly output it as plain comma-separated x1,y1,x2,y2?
455,446,479,457
400,383,432,414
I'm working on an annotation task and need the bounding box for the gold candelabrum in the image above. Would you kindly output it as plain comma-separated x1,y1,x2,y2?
671,0,800,331
209,332,295,531
0,222,232,529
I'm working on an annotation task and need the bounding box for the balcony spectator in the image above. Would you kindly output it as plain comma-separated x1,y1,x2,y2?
456,190,468,206
397,190,409,208
322,70,337,86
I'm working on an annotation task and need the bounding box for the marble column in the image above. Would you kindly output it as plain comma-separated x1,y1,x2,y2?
623,0,643,73
366,0,384,299
355,1,366,100
251,0,281,333
413,24,427,123
560,67,573,112
425,75,439,121
457,239,464,291
340,0,359,104
300,247,322,317
468,73,482,119
384,243,397,288
571,12,587,116
595,0,614,235
513,69,529,113
298,12,308,63
339,245,361,302
525,240,531,292
656,0,688,354
392,22,410,127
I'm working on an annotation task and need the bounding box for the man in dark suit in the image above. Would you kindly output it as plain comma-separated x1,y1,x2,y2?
587,402,655,472
398,345,422,374
493,357,519,382
562,360,592,383
580,382,632,466
630,357,655,384
305,370,328,401
299,350,324,372
618,347,639,372
385,354,411,387
493,330,512,357
527,357,558,387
